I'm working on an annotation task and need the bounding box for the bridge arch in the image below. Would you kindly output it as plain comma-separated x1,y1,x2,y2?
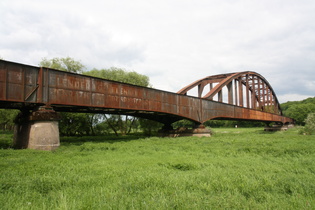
0,60,294,150
177,71,282,115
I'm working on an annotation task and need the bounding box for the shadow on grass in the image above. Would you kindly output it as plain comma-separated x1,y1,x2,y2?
60,133,148,146
0,131,149,149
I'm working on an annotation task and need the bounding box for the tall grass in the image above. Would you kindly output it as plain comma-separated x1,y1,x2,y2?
0,128,314,209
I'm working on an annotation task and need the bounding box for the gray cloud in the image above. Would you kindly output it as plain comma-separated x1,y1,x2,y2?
1,0,314,103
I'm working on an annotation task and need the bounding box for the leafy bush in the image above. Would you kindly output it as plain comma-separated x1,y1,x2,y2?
301,113,315,135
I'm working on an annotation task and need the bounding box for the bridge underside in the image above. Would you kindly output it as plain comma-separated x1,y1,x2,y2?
0,60,294,150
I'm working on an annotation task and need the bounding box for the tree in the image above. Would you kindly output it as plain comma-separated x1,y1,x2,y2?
281,97,315,125
39,57,85,73
84,67,150,87
39,57,93,136
284,103,315,125
139,119,162,136
85,67,153,136
59,113,97,136
0,109,19,131
38,57,159,136
302,113,315,135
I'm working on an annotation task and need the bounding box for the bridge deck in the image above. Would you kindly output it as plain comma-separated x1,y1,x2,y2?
0,60,293,125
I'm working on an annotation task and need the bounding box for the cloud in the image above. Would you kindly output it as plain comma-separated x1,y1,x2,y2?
1,0,314,103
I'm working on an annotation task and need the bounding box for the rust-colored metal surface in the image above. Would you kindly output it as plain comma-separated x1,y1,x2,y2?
0,60,293,125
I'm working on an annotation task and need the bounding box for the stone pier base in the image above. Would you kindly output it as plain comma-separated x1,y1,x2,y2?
13,108,60,150
159,125,212,137
264,124,294,132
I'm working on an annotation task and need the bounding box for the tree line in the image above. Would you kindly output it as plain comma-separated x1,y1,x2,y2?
0,57,314,135
0,57,161,136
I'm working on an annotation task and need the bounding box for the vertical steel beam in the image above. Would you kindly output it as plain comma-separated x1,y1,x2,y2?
45,68,50,104
37,67,43,103
22,68,25,102
209,83,213,100
218,89,222,102
251,76,256,109
246,74,250,108
238,77,243,107
234,79,238,106
198,84,202,98
262,83,266,111
257,78,261,110
4,64,8,100
227,81,233,104
270,94,274,113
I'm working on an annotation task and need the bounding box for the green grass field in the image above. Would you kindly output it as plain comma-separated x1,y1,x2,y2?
0,127,314,209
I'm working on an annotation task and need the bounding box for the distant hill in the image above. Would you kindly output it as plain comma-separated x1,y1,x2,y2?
281,97,315,125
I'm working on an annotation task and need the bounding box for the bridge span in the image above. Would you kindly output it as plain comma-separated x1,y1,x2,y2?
0,60,293,150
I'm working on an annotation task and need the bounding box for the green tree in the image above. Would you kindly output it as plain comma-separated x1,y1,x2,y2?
85,67,153,136
59,113,97,136
39,57,85,73
39,57,93,136
302,113,315,135
172,119,195,129
284,103,315,125
0,109,19,131
139,119,163,136
85,67,150,87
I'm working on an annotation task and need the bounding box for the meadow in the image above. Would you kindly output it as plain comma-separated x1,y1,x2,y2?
0,127,314,209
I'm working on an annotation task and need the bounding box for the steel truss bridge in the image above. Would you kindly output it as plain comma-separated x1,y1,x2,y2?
0,60,293,126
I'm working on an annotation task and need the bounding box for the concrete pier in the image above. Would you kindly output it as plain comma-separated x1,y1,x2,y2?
159,124,212,137
13,107,60,150
264,123,294,131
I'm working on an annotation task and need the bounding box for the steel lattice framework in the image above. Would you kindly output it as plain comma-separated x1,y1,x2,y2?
178,72,282,115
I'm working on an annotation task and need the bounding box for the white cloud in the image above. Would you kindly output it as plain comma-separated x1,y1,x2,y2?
1,0,314,103
278,94,314,103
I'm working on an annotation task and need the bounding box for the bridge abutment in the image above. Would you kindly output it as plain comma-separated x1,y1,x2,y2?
13,107,60,150
159,124,212,137
264,123,294,131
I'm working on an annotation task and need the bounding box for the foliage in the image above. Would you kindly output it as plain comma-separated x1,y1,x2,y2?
59,113,97,136
85,68,155,135
102,114,138,136
39,57,85,73
281,97,315,125
281,97,315,112
0,109,19,131
84,67,150,87
139,118,163,136
301,113,315,135
172,119,195,128
204,120,265,128
39,57,90,136
284,103,315,125
38,57,155,136
1,128,315,209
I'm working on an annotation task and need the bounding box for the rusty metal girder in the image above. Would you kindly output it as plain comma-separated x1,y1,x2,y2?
177,71,282,115
0,60,293,125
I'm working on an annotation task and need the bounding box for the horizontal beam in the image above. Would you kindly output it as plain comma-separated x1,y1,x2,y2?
0,60,293,124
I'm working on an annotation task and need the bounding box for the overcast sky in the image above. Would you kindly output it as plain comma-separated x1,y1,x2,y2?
1,0,314,103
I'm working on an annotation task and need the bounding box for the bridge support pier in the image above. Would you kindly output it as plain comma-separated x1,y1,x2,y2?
264,123,294,131
159,124,212,137
13,107,60,150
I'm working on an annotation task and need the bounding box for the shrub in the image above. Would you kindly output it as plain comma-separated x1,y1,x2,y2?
301,113,315,135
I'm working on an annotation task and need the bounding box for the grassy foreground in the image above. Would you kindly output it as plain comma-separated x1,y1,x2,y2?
0,128,314,209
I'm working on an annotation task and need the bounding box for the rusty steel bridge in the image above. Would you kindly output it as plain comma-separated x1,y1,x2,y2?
0,60,293,149
0,60,293,124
